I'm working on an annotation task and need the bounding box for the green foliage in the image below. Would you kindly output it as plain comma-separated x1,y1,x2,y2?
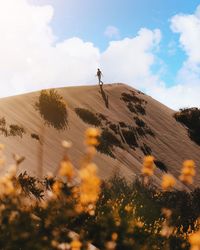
75,108,101,127
35,89,68,130
174,107,200,145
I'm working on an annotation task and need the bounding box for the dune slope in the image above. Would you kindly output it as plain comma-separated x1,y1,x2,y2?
0,83,200,188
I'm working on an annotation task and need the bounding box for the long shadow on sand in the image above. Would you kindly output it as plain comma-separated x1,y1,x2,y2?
99,85,109,109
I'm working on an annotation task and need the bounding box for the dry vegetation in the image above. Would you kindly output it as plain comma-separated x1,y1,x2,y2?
1,128,200,250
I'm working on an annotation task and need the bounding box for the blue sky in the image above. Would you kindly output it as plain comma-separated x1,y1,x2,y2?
1,0,200,109
31,0,198,85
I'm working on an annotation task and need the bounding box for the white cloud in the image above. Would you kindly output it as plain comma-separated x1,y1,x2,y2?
2,0,200,111
104,25,120,39
101,28,161,88
0,0,100,97
146,5,200,110
0,0,162,99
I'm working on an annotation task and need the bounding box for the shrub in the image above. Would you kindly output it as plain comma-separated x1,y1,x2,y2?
174,107,200,145
134,117,146,127
121,92,143,104
154,160,168,172
31,133,40,141
9,124,25,138
96,129,122,158
140,143,152,155
121,91,146,116
122,129,138,148
35,89,68,130
75,108,101,127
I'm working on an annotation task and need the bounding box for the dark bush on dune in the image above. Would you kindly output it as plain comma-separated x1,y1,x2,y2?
9,124,25,138
35,89,68,130
96,129,122,158
154,160,168,172
122,129,138,148
75,108,101,127
174,107,200,145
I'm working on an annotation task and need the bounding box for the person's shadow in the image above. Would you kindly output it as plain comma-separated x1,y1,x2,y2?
99,85,109,109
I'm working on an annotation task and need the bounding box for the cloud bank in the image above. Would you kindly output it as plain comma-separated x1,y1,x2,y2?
0,0,161,98
0,0,200,110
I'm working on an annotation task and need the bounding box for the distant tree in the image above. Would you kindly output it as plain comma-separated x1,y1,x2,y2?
35,89,68,177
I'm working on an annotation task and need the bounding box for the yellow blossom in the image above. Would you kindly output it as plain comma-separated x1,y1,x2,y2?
70,240,82,250
142,156,155,176
0,175,15,196
179,160,196,185
112,233,118,241
161,174,176,191
85,128,100,146
59,160,74,181
189,231,200,250
79,163,101,206
52,180,62,195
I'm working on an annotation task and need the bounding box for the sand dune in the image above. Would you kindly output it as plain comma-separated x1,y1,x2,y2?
0,83,200,188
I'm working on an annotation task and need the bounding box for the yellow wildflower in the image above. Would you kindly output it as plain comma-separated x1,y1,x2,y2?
85,128,100,146
59,160,74,181
70,240,82,250
189,231,200,250
179,160,196,185
79,163,101,206
52,180,62,195
112,233,118,241
0,175,15,196
142,156,155,176
161,174,176,191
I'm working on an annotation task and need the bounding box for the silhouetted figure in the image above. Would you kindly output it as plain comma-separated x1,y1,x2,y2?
97,68,103,85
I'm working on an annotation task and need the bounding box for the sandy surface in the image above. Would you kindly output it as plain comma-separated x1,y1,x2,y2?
0,83,200,188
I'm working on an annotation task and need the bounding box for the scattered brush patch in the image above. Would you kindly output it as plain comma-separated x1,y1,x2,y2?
109,123,118,134
140,143,152,155
97,113,108,122
0,117,6,127
35,89,68,130
174,107,200,145
121,91,143,104
31,133,40,142
18,171,44,200
134,117,146,127
136,125,155,138
121,91,147,115
0,116,25,138
75,108,101,127
96,129,122,158
119,121,128,128
135,103,146,115
154,160,168,172
121,128,138,148
9,124,25,138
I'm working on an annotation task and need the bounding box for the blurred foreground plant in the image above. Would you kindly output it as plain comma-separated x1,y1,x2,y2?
0,130,200,250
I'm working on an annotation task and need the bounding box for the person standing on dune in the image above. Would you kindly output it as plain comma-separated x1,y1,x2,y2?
96,68,103,86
